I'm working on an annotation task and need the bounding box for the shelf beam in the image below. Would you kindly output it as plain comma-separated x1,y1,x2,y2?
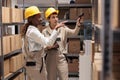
4,49,22,60
58,4,92,8
69,72,79,77
4,67,24,80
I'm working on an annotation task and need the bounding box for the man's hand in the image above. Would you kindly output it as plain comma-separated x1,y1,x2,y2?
53,42,59,49
55,21,68,30
76,15,84,27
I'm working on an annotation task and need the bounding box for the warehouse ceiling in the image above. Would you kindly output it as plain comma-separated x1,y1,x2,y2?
17,0,71,8
17,0,56,7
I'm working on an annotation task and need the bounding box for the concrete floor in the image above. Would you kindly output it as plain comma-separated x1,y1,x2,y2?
57,77,79,80
69,77,79,80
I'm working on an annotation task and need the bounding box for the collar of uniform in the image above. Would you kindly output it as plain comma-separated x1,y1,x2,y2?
47,26,54,34
28,25,38,30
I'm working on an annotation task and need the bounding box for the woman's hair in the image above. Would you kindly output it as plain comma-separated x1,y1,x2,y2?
21,16,33,37
21,23,30,37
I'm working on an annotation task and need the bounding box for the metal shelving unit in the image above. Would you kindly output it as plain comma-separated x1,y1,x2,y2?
58,3,92,79
66,54,79,58
101,0,112,79
0,0,4,79
93,0,120,80
0,0,24,80
4,49,22,60
58,4,92,8
3,22,24,25
4,67,24,80
69,72,79,77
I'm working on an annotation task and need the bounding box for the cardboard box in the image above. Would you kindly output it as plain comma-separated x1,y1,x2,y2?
112,64,120,72
6,0,11,7
70,8,78,20
111,0,119,29
93,0,98,24
112,72,120,80
21,53,25,67
113,42,120,53
10,54,24,73
10,8,17,22
70,8,92,20
4,59,10,76
17,54,24,69
78,8,92,20
68,38,80,53
10,35,16,51
92,59,102,80
6,36,11,54
2,7,10,23
3,36,7,55
15,35,20,49
10,56,17,72
19,72,25,80
75,0,91,4
58,9,69,19
113,55,120,64
19,8,23,22
98,0,102,25
18,34,22,49
10,8,23,23
68,58,79,72
3,36,11,55
94,52,102,60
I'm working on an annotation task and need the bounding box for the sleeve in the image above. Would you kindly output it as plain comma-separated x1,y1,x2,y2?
66,25,80,37
22,38,25,53
42,29,47,37
27,29,58,47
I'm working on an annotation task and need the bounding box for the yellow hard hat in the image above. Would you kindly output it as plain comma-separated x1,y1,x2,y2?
25,6,42,19
45,7,59,19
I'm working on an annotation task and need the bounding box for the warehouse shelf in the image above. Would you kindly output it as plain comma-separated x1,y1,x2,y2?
18,3,56,8
59,20,76,24
67,36,83,39
58,4,92,8
66,54,79,58
69,72,79,77
3,22,24,25
4,49,22,60
4,67,23,80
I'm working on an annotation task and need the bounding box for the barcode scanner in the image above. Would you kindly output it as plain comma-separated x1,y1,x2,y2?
79,13,84,18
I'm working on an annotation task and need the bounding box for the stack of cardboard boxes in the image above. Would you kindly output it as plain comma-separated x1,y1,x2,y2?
2,7,23,23
4,53,24,78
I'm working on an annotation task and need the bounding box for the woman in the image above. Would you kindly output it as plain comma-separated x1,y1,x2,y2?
21,6,65,80
42,7,83,80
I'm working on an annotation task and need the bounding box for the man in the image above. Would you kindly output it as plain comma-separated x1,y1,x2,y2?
42,7,83,80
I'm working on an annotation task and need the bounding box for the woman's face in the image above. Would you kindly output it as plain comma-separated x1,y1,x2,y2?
32,14,42,26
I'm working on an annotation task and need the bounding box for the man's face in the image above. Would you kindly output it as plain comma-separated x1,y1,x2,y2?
49,13,58,27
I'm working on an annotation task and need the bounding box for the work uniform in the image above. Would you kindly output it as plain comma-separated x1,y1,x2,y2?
22,25,58,80
42,25,80,80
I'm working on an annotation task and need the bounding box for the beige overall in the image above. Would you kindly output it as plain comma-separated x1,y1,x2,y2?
24,37,47,80
45,49,68,80
42,26,80,80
